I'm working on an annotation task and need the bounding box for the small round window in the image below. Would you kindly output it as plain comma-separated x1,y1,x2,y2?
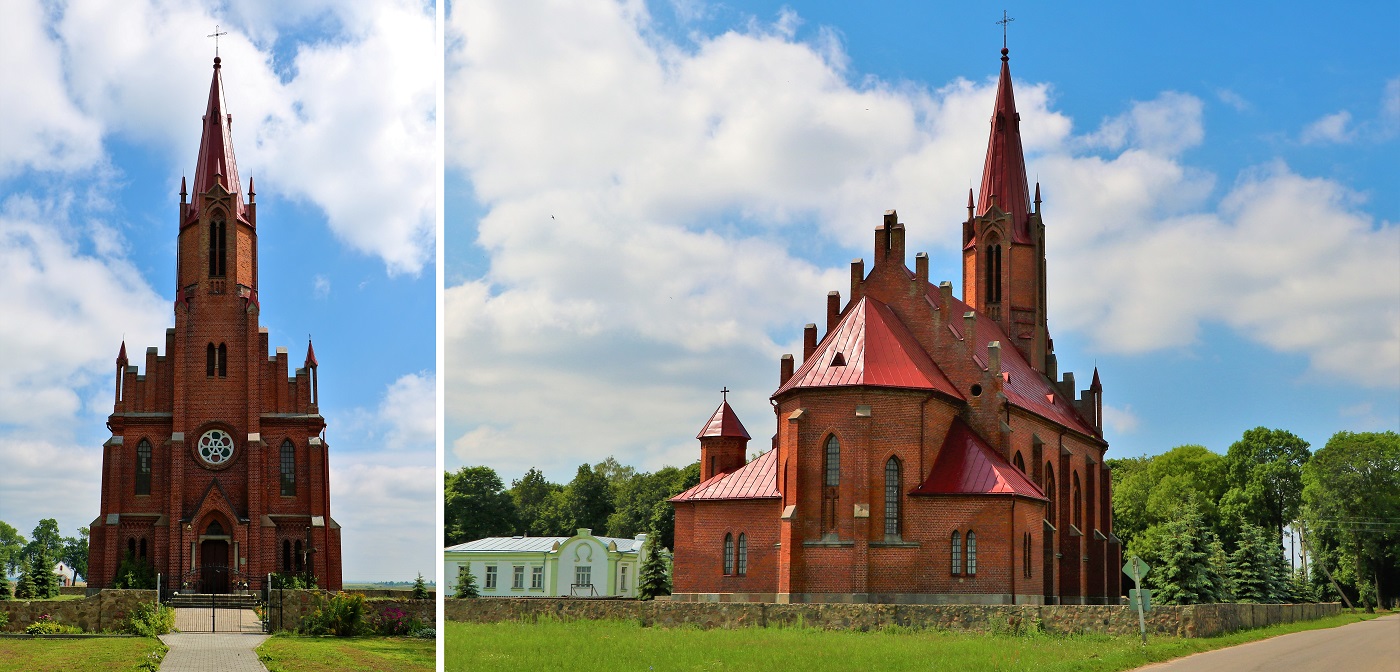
198,429,235,466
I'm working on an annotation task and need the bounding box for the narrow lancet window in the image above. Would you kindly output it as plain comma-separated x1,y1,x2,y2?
723,533,734,575
136,439,152,495
280,440,296,496
884,457,901,537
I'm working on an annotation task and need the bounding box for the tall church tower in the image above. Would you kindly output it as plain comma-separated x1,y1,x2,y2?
962,46,1054,375
89,56,343,593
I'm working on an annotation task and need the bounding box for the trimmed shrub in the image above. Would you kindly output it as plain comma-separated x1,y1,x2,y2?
124,601,177,637
371,604,423,636
301,592,368,636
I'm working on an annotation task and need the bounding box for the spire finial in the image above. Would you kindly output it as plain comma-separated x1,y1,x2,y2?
208,25,228,60
721,386,729,402
997,11,1014,52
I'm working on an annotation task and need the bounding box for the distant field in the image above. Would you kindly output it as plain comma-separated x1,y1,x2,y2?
342,583,435,591
444,611,1383,672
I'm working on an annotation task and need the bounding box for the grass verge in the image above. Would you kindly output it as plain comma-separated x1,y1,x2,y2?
256,634,435,672
445,611,1383,672
0,637,167,672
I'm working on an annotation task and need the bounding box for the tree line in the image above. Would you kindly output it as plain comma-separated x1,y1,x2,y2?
0,519,89,600
1109,428,1398,609
444,458,701,551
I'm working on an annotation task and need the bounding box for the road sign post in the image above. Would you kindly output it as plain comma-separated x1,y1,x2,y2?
1123,556,1151,647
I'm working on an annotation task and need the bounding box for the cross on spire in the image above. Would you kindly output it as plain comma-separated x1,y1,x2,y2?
997,10,1015,49
207,24,228,57
721,387,730,402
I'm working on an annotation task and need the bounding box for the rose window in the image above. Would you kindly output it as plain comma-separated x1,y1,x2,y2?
198,429,235,466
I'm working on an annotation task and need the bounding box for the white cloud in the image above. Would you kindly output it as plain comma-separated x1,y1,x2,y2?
331,456,435,581
0,0,104,177
1080,92,1205,156
1300,111,1354,144
0,194,168,542
6,0,435,274
1216,89,1251,113
312,274,330,299
1102,404,1140,435
447,1,1398,480
378,372,436,452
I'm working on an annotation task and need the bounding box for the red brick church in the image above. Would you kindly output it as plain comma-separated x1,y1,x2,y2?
88,56,343,593
671,46,1118,605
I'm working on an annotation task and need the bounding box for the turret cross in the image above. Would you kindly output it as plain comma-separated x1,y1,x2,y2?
997,11,1015,48
721,387,730,402
208,25,228,57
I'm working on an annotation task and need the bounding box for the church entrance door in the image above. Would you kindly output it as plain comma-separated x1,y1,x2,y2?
200,539,230,594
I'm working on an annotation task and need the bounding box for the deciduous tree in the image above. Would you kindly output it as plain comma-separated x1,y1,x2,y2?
444,466,519,546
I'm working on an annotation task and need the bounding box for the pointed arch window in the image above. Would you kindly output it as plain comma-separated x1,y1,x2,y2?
1013,451,1025,473
966,530,977,575
295,540,304,572
128,538,137,559
139,538,148,560
884,457,902,537
207,343,217,377
951,531,962,575
135,439,152,495
985,243,1003,303
217,343,227,377
209,217,226,277
1072,471,1083,530
736,533,747,576
1045,465,1057,523
723,533,734,576
280,440,296,496
823,436,841,534
1023,532,1032,578
283,539,292,572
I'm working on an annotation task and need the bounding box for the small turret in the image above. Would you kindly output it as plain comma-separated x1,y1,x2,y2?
697,389,751,481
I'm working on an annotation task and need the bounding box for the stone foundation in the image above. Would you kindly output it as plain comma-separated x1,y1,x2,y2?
444,598,1342,638
0,590,157,633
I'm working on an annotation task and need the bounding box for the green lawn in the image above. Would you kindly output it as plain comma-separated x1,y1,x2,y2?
445,611,1383,672
0,637,166,672
256,635,435,672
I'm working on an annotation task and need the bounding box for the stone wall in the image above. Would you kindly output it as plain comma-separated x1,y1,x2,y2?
0,589,157,633
444,598,1341,638
266,589,435,632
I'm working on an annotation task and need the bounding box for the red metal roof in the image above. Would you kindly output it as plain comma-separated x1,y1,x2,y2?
305,339,318,368
977,48,1032,244
190,57,244,221
117,341,128,364
773,297,962,399
910,417,1046,499
670,448,780,502
696,400,750,439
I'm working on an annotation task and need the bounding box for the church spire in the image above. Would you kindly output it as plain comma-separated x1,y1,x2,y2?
190,56,243,220
976,47,1031,243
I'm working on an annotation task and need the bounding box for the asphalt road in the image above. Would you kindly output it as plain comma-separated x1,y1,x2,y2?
1135,613,1400,672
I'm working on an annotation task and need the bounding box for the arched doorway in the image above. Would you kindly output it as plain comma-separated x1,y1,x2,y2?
199,520,230,594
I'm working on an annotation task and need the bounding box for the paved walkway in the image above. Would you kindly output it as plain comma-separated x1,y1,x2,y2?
158,633,269,672
1134,613,1400,672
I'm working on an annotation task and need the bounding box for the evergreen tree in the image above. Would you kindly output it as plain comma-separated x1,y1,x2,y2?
637,529,670,600
0,572,11,600
455,565,479,599
411,572,429,600
13,555,33,600
24,544,60,599
1229,522,1278,602
1150,500,1224,605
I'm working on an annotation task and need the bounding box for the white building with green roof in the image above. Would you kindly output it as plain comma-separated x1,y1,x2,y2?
445,528,649,598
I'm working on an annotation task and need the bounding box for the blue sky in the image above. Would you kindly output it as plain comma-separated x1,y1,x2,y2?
445,0,1398,483
0,0,436,582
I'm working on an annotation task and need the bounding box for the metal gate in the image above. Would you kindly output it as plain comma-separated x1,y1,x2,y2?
158,569,269,633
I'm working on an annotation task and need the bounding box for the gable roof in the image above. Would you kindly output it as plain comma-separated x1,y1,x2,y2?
696,400,751,439
910,417,1046,500
774,297,962,399
445,534,644,554
670,448,780,502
